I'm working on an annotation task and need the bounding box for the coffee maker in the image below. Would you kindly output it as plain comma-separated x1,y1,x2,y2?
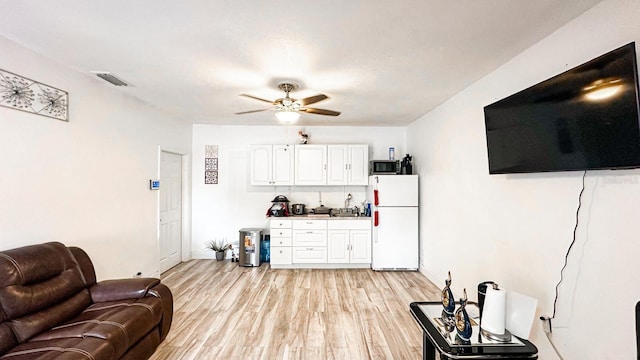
401,154,413,175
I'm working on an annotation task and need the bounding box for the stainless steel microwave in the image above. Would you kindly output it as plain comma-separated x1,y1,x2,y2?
369,160,400,175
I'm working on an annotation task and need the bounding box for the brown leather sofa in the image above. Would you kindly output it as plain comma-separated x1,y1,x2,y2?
0,242,173,359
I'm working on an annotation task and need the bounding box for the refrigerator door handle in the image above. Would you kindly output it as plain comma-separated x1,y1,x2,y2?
374,189,379,206
374,210,379,227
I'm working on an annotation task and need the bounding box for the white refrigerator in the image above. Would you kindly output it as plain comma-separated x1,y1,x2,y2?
369,175,419,271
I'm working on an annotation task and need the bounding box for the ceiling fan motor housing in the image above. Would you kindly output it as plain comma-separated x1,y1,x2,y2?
236,81,340,117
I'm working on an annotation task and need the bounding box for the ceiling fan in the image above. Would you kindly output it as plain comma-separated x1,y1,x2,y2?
235,82,341,122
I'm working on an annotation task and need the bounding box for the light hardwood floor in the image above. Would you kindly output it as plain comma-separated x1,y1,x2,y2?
150,260,441,360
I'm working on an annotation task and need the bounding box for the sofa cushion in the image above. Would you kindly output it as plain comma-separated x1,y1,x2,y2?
1,337,116,360
0,242,89,349
0,323,17,355
0,243,83,287
29,297,164,358
9,291,92,344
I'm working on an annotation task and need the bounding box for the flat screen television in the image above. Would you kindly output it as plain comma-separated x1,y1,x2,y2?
484,42,640,174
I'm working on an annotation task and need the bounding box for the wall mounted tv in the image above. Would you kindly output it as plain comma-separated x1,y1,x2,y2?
484,42,640,174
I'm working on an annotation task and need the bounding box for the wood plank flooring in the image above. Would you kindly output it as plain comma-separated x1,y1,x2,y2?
150,260,441,359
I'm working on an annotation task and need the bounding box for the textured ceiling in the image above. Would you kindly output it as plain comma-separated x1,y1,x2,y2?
0,0,602,126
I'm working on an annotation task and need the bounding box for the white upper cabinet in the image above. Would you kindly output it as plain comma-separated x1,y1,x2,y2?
294,145,327,185
327,145,348,185
272,145,295,184
251,144,368,186
250,144,294,186
348,145,369,185
327,145,369,185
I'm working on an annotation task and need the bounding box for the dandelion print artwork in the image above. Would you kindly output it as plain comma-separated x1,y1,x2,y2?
0,68,68,121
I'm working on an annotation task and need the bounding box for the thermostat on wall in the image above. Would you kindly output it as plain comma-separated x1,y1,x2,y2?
150,179,160,190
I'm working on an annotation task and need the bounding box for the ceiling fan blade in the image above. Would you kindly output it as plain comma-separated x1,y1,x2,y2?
240,94,275,104
300,107,341,116
298,94,329,106
234,109,270,115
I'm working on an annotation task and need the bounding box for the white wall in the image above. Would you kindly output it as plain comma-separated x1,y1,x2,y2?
407,0,640,358
0,35,191,280
191,125,405,258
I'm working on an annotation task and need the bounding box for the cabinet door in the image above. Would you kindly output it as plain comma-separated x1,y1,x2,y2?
327,145,348,185
327,230,350,263
350,230,371,263
250,145,272,185
348,145,369,185
271,246,292,265
295,145,327,185
272,145,294,185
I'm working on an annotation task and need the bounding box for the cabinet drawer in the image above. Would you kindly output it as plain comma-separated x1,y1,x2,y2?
293,247,327,263
270,246,292,265
292,220,327,230
270,219,292,229
271,237,292,247
293,230,327,247
270,228,292,238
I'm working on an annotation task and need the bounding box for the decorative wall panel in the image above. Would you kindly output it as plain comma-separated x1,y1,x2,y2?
0,69,68,121
205,145,219,184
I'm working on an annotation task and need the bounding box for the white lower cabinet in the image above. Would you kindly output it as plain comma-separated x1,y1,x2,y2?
270,219,292,266
292,247,327,263
327,230,349,263
270,218,370,268
349,230,372,263
292,230,327,247
271,247,292,264
327,220,371,264
292,220,327,264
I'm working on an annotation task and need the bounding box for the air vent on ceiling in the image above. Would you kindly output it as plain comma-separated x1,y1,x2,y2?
91,71,129,86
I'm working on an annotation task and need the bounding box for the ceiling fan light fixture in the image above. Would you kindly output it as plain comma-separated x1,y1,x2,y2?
584,78,623,101
275,110,301,123
237,81,338,121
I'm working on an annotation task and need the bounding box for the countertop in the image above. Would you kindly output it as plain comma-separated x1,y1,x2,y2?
270,215,371,220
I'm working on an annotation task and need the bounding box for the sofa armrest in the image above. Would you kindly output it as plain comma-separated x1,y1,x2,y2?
90,279,174,342
89,278,161,303
147,283,174,341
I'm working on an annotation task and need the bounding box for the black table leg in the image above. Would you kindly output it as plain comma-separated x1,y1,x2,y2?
423,332,436,360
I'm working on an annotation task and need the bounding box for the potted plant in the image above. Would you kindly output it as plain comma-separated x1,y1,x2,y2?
206,239,231,261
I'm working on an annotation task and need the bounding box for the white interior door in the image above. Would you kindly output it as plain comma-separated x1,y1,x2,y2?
160,151,182,273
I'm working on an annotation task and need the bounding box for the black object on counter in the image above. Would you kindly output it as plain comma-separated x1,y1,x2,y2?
401,154,413,175
291,203,306,215
267,195,290,217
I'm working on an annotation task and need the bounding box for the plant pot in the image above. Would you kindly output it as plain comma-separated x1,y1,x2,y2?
215,251,225,261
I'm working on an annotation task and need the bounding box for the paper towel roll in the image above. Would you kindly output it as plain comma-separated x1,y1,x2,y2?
481,286,506,335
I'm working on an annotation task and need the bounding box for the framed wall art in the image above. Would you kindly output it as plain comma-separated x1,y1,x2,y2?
0,68,68,121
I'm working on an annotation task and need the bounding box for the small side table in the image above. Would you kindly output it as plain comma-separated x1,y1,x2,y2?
410,301,538,360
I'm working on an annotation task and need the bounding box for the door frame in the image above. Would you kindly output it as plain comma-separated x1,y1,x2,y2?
157,147,191,276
